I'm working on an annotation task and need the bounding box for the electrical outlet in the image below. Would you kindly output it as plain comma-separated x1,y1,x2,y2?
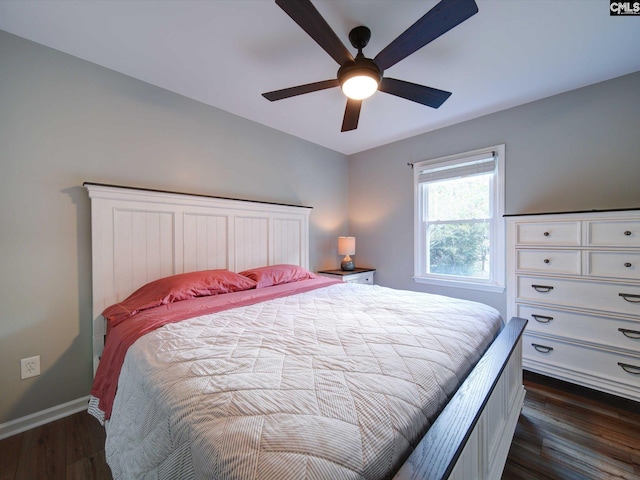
21,355,40,379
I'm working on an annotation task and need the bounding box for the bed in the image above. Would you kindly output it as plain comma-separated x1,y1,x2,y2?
84,183,526,480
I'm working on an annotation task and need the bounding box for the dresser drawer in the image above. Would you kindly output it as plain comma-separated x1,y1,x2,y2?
523,334,640,391
317,270,375,285
517,304,640,352
587,219,640,247
516,221,580,246
516,249,580,275
343,272,374,285
586,251,640,280
516,275,640,317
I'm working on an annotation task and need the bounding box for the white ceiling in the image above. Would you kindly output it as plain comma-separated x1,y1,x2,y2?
1,0,639,155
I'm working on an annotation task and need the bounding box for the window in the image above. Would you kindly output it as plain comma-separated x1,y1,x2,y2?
413,145,505,292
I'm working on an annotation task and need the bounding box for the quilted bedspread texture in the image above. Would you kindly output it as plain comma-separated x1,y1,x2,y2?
105,283,502,480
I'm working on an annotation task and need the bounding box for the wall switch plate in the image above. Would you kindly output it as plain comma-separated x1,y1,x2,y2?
21,355,40,379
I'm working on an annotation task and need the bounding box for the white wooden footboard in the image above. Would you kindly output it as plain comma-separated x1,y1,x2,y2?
395,317,527,480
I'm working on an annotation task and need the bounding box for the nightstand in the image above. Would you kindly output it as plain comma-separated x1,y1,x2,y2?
317,268,375,285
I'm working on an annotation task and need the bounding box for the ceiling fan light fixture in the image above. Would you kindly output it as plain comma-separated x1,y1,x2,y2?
337,58,382,101
341,73,379,100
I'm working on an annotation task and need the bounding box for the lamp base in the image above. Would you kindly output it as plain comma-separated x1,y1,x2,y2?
341,258,355,271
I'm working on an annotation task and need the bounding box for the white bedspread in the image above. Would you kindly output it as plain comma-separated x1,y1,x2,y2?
105,283,502,480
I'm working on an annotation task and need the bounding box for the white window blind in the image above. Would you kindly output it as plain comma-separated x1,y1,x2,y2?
417,152,496,184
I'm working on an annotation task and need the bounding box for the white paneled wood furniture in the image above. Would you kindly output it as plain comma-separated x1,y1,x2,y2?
86,183,525,480
85,183,311,374
317,267,375,284
507,209,640,401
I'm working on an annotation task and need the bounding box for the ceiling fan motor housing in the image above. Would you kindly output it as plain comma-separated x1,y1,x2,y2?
337,56,383,86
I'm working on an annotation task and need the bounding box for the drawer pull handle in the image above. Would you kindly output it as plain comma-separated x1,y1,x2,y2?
543,232,550,237
532,284,554,293
624,262,632,268
618,328,640,339
532,343,553,353
618,362,640,375
619,293,640,303
532,314,554,323
543,259,550,264
624,231,632,236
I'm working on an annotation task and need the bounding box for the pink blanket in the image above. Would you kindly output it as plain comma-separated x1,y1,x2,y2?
90,277,339,421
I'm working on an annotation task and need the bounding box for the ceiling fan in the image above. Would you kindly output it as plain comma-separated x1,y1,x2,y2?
262,0,479,132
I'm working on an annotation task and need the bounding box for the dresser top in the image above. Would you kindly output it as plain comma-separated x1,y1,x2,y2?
504,207,640,217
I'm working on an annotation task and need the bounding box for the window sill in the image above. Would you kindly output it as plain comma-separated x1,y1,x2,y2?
413,275,505,293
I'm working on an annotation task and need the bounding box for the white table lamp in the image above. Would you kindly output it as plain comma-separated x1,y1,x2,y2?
338,236,356,271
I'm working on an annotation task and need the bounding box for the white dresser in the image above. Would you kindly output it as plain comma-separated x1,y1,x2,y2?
506,210,640,401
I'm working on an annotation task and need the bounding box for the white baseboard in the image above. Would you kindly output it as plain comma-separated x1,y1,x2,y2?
0,396,91,440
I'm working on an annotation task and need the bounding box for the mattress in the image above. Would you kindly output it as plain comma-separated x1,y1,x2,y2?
103,282,502,480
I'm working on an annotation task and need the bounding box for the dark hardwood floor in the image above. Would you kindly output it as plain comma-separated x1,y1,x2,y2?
0,410,111,480
1,371,638,479
503,371,640,480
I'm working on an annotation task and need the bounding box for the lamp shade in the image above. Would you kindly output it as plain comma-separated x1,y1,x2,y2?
338,236,356,255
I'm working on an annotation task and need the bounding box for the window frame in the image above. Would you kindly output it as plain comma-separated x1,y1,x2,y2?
413,144,505,292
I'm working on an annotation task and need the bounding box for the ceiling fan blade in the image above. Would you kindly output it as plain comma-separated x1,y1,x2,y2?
379,78,452,108
262,79,340,101
374,0,478,71
341,98,362,132
276,0,354,66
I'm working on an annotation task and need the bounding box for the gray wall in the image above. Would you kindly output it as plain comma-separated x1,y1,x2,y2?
0,31,348,424
349,71,640,316
2,25,639,426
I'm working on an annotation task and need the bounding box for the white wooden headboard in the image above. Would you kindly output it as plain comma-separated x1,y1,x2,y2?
85,183,312,373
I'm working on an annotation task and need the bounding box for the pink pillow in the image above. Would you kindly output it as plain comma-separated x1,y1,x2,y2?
103,269,256,324
239,264,317,288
